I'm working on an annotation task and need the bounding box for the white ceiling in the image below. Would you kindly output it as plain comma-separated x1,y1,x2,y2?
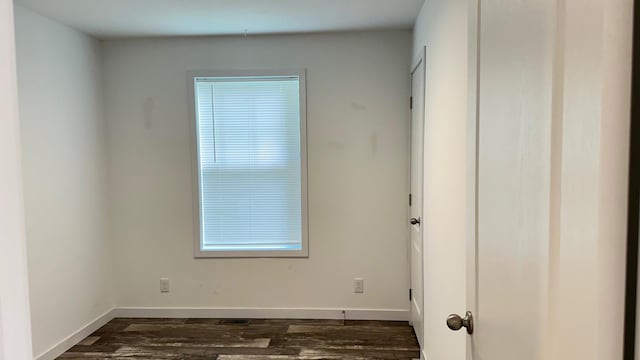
14,0,424,39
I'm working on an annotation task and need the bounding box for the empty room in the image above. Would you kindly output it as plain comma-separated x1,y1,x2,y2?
1,0,639,360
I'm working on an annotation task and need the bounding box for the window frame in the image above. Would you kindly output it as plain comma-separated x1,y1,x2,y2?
187,69,309,258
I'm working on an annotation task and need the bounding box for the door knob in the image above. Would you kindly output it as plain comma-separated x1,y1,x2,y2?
410,217,421,225
446,311,473,334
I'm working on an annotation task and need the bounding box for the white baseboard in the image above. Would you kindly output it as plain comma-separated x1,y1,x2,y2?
34,306,408,360
114,307,409,321
35,308,116,360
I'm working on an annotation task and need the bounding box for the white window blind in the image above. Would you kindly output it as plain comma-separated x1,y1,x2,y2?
193,73,306,257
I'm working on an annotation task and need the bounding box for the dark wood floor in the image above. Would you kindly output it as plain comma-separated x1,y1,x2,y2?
57,318,420,359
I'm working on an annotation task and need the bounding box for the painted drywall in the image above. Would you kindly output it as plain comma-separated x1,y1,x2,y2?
0,1,33,359
412,1,468,358
14,6,115,357
13,0,423,39
103,31,412,311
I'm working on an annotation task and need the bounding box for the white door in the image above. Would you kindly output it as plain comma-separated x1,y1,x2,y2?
465,0,555,358
409,50,425,346
460,0,632,359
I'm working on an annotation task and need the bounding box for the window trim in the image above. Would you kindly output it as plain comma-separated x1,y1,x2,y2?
187,69,309,258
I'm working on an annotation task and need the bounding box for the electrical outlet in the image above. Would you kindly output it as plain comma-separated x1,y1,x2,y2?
354,278,364,293
160,278,170,293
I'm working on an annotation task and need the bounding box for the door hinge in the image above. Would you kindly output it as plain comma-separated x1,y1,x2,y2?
409,288,412,301
410,96,413,110
409,193,412,207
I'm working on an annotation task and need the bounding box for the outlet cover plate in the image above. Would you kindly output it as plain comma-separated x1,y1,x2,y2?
160,278,170,293
354,278,364,293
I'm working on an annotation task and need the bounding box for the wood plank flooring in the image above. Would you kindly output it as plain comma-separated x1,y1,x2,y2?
57,318,420,359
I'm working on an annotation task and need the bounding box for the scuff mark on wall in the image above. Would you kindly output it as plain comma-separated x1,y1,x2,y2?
144,98,155,129
371,132,379,156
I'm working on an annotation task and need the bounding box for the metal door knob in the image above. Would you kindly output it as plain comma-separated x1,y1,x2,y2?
410,217,421,225
446,311,474,334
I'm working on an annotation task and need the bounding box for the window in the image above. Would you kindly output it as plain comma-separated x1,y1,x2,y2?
188,70,308,258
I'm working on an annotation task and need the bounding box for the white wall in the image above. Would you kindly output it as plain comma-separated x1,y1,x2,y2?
412,1,468,358
103,31,412,312
0,1,33,359
14,6,115,357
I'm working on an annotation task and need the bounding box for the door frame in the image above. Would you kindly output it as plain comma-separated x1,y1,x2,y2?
408,45,426,347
